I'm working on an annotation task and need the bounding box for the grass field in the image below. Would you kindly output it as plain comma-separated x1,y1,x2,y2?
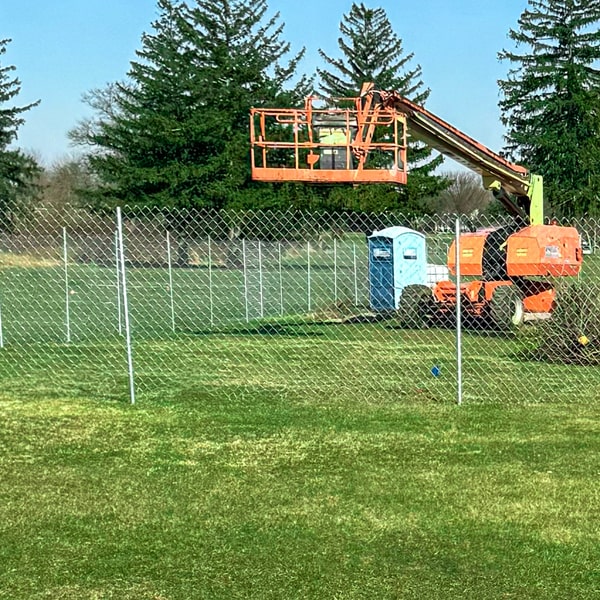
1,236,600,597
1,334,600,598
0,238,373,343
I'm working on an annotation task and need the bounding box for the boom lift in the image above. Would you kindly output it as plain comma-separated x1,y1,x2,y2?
249,83,582,327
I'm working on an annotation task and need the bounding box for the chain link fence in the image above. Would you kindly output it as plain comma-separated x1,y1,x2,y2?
1,206,599,404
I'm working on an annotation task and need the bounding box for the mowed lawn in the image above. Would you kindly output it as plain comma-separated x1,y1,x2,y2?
1,251,600,598
1,326,600,599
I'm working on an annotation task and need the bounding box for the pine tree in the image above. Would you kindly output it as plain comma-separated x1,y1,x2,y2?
318,3,426,102
316,2,445,213
498,0,600,216
73,0,308,210
0,39,40,230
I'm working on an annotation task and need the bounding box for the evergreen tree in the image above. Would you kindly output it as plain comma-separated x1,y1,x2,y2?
318,3,426,102
316,2,446,213
0,39,40,230
72,0,308,210
498,0,600,216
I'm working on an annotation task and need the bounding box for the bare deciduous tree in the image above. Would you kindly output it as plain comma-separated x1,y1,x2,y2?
68,83,124,151
36,156,96,216
431,171,492,215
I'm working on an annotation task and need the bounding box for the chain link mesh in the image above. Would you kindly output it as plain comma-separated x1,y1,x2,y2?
1,206,598,404
0,209,128,399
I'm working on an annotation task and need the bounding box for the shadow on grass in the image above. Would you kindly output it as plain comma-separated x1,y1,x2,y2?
188,318,327,338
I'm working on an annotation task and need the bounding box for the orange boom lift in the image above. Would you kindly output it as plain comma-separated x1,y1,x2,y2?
250,83,582,327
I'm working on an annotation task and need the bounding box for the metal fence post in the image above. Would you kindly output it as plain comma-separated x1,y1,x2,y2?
278,242,284,316
0,293,4,349
258,240,264,318
353,242,359,306
115,230,123,335
166,230,176,333
116,207,136,405
455,215,463,406
307,240,312,312
62,227,71,343
242,239,249,323
208,235,214,328
333,237,338,303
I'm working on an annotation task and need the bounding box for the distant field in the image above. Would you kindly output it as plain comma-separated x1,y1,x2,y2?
0,238,372,344
1,236,599,343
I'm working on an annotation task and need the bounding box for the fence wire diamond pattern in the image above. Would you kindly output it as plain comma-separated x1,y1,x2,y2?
0,207,599,404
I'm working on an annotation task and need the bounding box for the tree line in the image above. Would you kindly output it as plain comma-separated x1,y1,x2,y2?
2,0,600,225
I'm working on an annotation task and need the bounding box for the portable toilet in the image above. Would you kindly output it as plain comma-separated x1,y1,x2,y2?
368,226,427,311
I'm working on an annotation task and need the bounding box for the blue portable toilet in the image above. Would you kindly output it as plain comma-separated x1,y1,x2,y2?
368,226,427,311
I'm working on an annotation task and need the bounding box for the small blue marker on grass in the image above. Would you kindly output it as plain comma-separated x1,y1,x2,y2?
431,365,441,377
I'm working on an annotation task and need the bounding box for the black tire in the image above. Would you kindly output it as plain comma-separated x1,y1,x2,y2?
396,284,434,328
489,285,524,329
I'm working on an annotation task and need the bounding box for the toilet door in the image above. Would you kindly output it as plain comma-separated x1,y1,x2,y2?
369,238,395,311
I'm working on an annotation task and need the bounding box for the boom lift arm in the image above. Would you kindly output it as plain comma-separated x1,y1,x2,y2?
250,83,544,225
250,84,582,325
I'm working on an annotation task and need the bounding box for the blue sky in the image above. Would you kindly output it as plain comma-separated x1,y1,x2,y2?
3,0,528,168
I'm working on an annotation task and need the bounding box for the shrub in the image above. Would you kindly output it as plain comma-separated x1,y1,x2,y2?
528,281,600,365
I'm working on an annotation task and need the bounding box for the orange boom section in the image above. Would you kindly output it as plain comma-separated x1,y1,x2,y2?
448,225,583,277
447,230,491,277
506,225,582,277
250,92,408,184
447,225,582,279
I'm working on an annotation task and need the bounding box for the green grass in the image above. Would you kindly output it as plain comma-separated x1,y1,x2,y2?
0,247,371,343
1,247,600,597
1,364,599,598
1,322,600,598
